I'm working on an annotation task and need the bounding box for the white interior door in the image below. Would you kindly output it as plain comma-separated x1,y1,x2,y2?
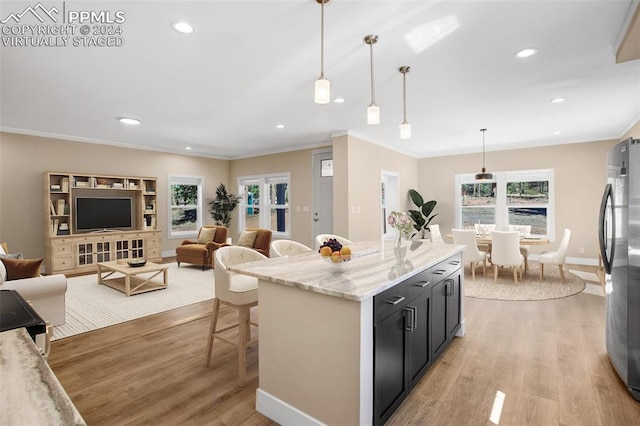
313,150,333,242
381,171,399,239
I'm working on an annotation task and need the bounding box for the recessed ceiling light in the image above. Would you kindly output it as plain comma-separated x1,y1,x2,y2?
119,117,140,125
172,22,194,34
439,145,445,149
514,48,538,58
553,131,561,135
550,97,566,104
333,97,345,103
276,124,285,129
185,146,192,150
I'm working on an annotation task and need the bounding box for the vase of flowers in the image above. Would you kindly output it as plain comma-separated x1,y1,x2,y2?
387,210,412,248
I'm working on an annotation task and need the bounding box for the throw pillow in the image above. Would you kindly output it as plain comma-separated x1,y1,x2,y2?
0,242,7,255
237,230,257,248
197,227,217,244
0,258,43,281
0,253,24,284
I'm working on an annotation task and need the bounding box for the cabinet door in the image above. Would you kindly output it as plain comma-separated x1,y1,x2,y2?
446,272,462,339
431,279,448,360
374,309,408,426
407,290,431,388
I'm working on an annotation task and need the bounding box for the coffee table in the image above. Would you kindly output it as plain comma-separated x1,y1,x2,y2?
97,261,169,296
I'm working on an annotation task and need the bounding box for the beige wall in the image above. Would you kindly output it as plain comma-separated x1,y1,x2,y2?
0,132,228,258
334,134,419,242
229,147,325,249
417,139,620,261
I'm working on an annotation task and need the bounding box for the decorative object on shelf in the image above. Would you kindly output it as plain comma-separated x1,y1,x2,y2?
407,189,438,239
314,0,331,104
475,128,494,181
387,210,412,247
208,183,240,228
364,34,380,124
127,259,147,267
398,66,411,139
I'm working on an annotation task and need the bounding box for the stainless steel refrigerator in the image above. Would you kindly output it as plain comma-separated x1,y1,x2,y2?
599,137,640,401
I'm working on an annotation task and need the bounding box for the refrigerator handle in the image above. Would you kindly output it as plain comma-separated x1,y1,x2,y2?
598,183,614,274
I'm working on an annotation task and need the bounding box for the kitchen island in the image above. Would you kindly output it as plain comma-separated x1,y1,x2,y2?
230,239,465,425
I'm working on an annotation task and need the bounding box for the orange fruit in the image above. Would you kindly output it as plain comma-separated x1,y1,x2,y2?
320,246,333,257
340,246,352,261
330,251,342,263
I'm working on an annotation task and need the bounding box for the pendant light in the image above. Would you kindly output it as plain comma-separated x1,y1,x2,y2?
399,66,411,139
475,128,494,181
364,34,380,124
314,0,331,104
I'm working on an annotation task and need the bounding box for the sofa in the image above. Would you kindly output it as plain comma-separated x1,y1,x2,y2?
0,242,67,326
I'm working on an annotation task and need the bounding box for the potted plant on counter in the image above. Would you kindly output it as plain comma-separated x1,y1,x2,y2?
407,189,437,239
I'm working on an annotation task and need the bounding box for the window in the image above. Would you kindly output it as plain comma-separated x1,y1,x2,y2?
455,169,554,239
238,173,290,237
168,174,204,238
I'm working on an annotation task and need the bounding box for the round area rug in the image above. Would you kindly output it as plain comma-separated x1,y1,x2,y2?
464,262,585,301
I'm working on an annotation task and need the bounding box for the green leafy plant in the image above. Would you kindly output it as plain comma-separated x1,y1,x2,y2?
208,183,240,228
407,189,437,238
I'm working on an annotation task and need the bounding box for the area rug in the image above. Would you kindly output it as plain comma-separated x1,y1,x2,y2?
463,262,585,301
52,263,214,340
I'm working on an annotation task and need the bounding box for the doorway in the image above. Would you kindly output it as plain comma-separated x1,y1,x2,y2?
381,171,399,239
313,149,333,244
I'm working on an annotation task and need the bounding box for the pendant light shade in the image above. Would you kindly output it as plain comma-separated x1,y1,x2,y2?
314,0,330,104
399,66,411,139
364,34,379,124
475,128,494,181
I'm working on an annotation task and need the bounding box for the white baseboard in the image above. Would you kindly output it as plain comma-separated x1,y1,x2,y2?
256,388,325,426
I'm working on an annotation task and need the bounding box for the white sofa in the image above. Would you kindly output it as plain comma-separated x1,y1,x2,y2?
1,275,68,326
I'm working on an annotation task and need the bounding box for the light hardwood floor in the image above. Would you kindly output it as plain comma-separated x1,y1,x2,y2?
49,291,639,425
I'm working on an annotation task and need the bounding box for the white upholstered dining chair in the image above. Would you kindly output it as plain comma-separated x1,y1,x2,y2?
452,229,488,280
270,239,312,257
205,246,267,385
490,231,524,283
539,228,572,282
509,224,532,274
315,234,353,250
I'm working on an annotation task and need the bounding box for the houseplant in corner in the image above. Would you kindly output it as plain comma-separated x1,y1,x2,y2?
208,183,240,228
407,189,437,239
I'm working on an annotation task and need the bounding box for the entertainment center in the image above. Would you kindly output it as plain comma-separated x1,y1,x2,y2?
43,172,162,275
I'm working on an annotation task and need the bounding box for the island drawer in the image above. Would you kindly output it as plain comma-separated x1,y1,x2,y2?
374,269,432,323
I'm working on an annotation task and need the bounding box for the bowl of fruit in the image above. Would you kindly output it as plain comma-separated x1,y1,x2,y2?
319,238,352,272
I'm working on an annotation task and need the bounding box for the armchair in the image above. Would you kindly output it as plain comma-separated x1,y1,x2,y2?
237,228,272,258
176,226,228,270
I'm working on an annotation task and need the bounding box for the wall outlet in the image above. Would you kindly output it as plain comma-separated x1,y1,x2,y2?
579,247,585,254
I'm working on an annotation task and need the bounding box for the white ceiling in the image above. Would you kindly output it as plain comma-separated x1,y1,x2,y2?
1,0,639,159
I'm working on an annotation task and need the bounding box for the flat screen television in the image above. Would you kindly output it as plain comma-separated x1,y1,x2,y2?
75,197,134,232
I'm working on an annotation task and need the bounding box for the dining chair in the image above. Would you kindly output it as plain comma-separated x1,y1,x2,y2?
204,246,268,385
490,231,524,283
473,223,494,253
539,228,572,281
315,234,353,250
509,224,532,274
271,239,312,257
452,229,488,280
428,224,445,243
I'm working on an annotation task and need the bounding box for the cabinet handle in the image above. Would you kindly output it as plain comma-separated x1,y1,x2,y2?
449,260,460,266
413,280,430,288
445,279,454,296
433,269,447,275
386,296,405,306
403,306,417,332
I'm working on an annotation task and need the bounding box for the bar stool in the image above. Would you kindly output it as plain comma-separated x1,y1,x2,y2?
204,246,267,385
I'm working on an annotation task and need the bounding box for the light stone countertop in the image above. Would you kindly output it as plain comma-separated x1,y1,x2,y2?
0,328,86,425
229,240,465,301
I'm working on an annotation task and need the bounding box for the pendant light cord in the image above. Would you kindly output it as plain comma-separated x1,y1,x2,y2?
320,0,325,78
481,129,487,172
369,42,375,104
402,72,407,123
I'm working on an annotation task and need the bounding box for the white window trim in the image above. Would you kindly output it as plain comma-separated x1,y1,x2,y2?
238,172,291,238
454,168,555,241
167,174,204,239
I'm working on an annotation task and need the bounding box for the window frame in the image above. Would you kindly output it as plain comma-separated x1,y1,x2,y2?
238,173,291,238
167,174,204,239
454,168,555,240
